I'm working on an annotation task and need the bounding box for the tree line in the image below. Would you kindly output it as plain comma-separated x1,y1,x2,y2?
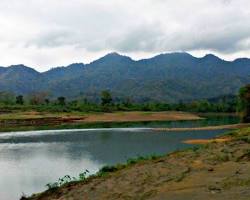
0,85,249,122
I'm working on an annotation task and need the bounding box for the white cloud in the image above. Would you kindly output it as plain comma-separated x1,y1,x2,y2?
0,0,249,71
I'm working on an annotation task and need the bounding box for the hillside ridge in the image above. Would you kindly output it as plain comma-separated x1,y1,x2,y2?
0,52,249,102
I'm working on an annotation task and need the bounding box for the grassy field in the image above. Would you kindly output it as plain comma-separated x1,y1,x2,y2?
24,127,250,200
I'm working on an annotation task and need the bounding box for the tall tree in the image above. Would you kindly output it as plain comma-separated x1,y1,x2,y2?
101,90,112,106
45,99,50,105
57,96,66,106
237,84,250,122
29,92,49,105
16,95,24,105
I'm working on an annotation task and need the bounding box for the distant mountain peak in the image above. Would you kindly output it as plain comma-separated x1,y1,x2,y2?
7,64,39,73
91,52,133,65
0,52,250,102
168,52,193,56
233,57,250,63
106,52,121,56
103,52,132,59
150,52,194,59
9,64,28,68
202,54,222,61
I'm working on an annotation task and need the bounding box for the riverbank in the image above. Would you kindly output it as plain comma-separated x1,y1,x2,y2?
24,127,250,200
154,123,250,132
0,111,202,132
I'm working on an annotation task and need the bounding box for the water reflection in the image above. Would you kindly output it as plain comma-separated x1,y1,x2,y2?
0,128,227,200
0,142,101,200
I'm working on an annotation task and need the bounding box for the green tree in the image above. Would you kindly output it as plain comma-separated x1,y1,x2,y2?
122,97,132,107
57,96,66,106
45,98,50,105
16,95,24,105
198,100,211,112
237,84,250,122
29,92,48,105
0,91,15,105
101,90,112,106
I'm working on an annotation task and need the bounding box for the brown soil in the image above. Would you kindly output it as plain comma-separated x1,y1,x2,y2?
154,123,250,132
0,117,83,126
0,111,201,128
26,128,250,200
183,137,232,144
81,111,202,122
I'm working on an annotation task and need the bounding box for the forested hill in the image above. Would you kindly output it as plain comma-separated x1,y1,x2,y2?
0,52,249,103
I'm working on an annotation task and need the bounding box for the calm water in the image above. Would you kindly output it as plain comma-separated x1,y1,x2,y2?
0,127,229,200
76,115,240,129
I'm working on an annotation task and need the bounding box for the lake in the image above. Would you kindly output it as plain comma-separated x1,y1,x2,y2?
0,116,238,200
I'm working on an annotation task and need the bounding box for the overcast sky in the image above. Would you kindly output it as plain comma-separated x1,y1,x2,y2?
0,0,250,71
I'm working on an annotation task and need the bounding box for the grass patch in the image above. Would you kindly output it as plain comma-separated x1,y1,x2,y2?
96,155,161,177
222,178,250,189
45,170,90,190
44,154,163,191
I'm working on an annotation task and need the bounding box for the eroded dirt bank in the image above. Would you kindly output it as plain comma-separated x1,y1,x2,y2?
25,127,250,200
0,111,202,132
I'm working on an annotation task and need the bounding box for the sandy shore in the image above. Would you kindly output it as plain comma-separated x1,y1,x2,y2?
0,111,203,132
183,138,232,144
0,111,202,127
154,123,250,132
80,111,202,122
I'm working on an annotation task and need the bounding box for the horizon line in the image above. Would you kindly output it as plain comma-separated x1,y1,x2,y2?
1,51,250,73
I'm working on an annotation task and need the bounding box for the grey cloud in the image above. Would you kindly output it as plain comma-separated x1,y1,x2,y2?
105,23,165,52
26,30,75,48
0,0,250,70
15,0,250,54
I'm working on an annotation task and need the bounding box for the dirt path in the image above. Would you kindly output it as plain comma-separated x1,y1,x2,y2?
26,128,250,200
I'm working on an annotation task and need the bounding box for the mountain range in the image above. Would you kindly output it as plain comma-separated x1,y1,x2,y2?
0,52,249,103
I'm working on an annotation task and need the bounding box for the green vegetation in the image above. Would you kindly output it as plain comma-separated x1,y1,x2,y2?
45,155,161,191
101,90,112,106
57,96,66,106
237,84,250,122
1,53,250,103
46,170,90,190
0,90,238,113
95,155,160,177
16,95,24,105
